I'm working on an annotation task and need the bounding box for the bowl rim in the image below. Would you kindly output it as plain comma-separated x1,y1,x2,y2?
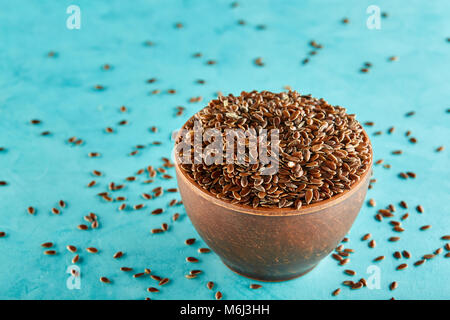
174,120,373,217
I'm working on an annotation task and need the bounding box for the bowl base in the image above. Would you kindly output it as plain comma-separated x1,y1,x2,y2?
223,262,317,282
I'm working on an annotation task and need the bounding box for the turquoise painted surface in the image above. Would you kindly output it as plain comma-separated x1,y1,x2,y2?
0,0,449,300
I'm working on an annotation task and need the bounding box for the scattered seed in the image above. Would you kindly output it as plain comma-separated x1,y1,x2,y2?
100,277,111,283
113,251,123,259
41,242,53,248
396,263,408,270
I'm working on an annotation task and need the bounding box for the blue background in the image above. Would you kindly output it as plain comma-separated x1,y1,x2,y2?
0,0,449,300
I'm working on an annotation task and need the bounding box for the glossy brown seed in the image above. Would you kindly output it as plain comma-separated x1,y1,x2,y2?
362,233,371,241
344,269,356,276
186,257,199,263
113,251,123,259
151,228,164,234
396,263,408,270
41,242,53,248
72,254,79,264
151,208,164,215
172,213,180,221
27,207,35,214
414,260,425,266
185,238,196,245
215,291,223,300
416,205,424,213
374,256,385,262
393,251,402,259
423,254,435,260
440,235,450,240
66,245,77,252
144,268,151,274
369,240,376,248
445,243,450,251
402,251,411,259
44,250,57,255
78,224,88,230
389,237,400,242
207,281,214,290
100,277,111,283
86,247,98,254
147,287,159,293
198,248,211,253
150,275,162,281
401,213,409,220
120,267,133,272
332,288,341,296
161,223,169,231
59,200,66,208
159,278,169,286
133,273,145,278
250,284,262,289
420,225,431,231
368,199,376,207
399,201,408,209
51,208,60,215
435,248,443,255
339,258,350,266
351,282,363,290
389,282,398,291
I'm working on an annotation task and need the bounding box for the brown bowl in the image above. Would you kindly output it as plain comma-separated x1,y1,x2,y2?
175,132,372,282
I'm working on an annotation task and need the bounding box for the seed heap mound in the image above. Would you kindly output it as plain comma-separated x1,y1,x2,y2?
177,90,372,209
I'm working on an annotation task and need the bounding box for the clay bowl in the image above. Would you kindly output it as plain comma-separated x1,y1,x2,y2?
175,132,372,282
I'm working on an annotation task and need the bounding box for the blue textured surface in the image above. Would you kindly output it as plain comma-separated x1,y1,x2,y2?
0,0,449,300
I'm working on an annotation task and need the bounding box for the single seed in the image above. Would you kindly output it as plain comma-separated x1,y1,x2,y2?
185,238,196,245
215,291,223,300
120,267,133,272
332,288,341,296
368,199,376,207
186,257,199,263
198,248,211,253
374,256,385,262
113,251,123,259
78,224,88,230
416,205,424,213
389,237,400,242
414,260,425,266
86,247,98,254
390,282,398,291
66,245,77,253
151,208,164,215
207,281,214,290
27,206,35,214
396,263,408,270
72,254,79,264
44,250,57,255
41,242,53,248
147,287,159,293
250,284,262,289
402,250,411,259
339,258,350,266
344,269,356,276
100,277,111,283
420,225,431,231
369,240,376,248
133,273,145,278
159,278,169,286
362,233,371,241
